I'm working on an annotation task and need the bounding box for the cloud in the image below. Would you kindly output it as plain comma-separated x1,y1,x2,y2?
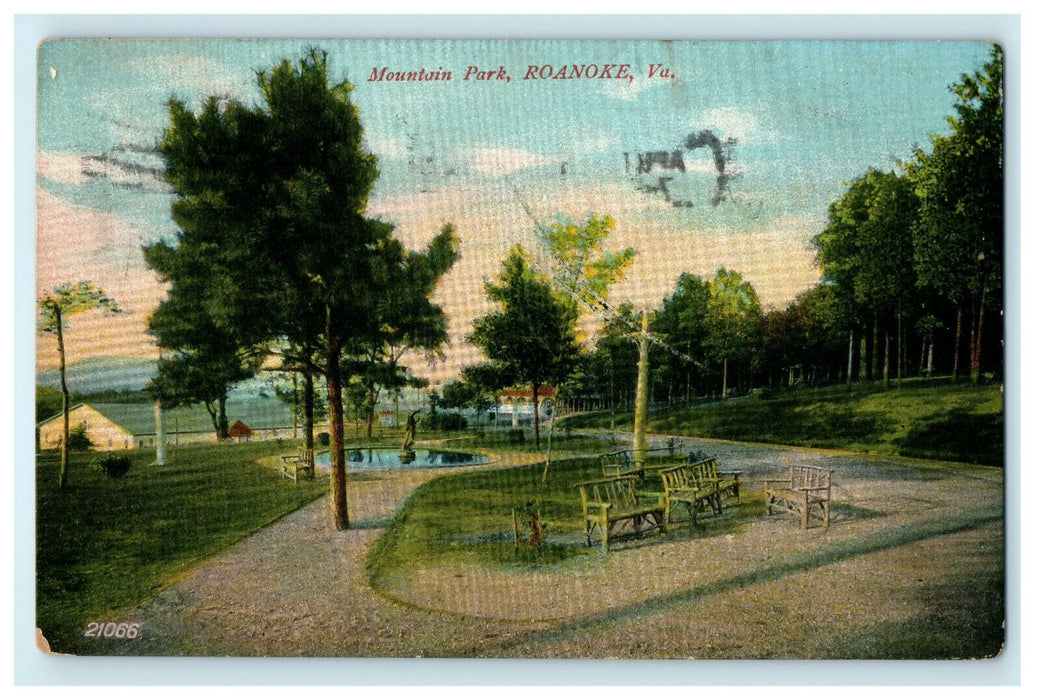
37,151,91,185
366,136,408,160
693,107,782,144
36,189,166,370
595,77,662,102
38,149,167,190
146,54,244,103
465,147,557,177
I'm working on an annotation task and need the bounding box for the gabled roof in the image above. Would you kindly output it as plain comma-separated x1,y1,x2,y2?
498,386,555,399
36,399,293,434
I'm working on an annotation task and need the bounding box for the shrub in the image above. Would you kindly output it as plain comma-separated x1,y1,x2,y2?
96,454,131,479
66,423,93,452
317,432,330,447
418,412,468,432
507,428,525,445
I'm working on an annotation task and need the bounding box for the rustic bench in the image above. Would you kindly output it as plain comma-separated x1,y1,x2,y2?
280,448,315,483
764,465,832,529
688,456,741,509
659,463,720,528
576,475,667,551
600,449,637,478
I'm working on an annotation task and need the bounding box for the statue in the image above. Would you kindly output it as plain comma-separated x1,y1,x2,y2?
400,411,419,461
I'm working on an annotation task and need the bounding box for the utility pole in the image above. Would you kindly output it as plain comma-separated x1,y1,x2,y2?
633,310,650,468
154,399,166,466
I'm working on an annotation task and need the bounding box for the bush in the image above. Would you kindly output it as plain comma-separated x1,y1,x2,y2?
96,454,131,479
317,432,330,447
66,423,93,452
507,428,525,445
418,412,468,432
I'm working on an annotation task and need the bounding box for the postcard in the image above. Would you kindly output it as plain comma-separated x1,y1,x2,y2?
33,35,1006,663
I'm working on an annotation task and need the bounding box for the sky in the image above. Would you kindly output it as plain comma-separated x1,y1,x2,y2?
35,38,995,385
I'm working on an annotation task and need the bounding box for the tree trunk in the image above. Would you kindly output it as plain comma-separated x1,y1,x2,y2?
56,308,69,490
883,333,891,389
896,312,903,383
859,330,868,383
972,288,986,384
846,329,854,389
365,383,375,439
218,395,229,438
325,316,349,530
292,372,299,439
303,369,315,451
204,401,220,438
532,382,541,449
927,337,934,377
871,312,880,382
952,306,963,381
722,357,729,399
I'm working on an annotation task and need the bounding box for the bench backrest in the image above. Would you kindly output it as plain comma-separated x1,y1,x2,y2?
600,450,633,478
661,463,698,491
789,465,831,491
689,458,720,483
577,476,640,510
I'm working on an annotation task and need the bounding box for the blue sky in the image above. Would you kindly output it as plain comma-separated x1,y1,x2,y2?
35,38,995,382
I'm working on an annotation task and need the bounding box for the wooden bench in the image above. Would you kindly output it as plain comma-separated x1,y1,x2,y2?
688,456,741,509
280,448,315,483
576,475,666,551
600,449,636,478
660,463,720,529
764,465,832,529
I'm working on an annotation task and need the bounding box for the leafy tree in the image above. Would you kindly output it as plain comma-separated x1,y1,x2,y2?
468,245,582,447
440,378,494,414
813,169,918,384
651,273,711,403
910,45,1003,382
705,269,762,399
142,245,261,439
348,224,459,438
156,50,452,529
538,214,635,310
38,281,121,488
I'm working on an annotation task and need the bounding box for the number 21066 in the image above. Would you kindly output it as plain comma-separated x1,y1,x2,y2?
83,622,141,639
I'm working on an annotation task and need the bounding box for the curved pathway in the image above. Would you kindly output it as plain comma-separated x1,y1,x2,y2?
88,438,1004,659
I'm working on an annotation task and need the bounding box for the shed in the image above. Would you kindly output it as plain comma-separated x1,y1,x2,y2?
36,403,137,452
228,420,253,441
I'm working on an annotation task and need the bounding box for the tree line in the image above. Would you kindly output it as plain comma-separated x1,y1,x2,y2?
446,47,1004,416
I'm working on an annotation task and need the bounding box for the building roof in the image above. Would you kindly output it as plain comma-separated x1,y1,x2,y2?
498,386,555,399
36,399,293,435
227,420,253,437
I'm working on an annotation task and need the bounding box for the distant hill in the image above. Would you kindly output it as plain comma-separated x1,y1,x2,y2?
37,356,157,394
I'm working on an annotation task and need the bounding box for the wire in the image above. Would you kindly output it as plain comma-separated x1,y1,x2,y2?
509,184,701,368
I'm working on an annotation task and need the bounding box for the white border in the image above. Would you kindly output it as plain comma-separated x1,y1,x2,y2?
10,12,1026,688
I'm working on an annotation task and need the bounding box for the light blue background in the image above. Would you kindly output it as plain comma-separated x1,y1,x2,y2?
13,13,1022,687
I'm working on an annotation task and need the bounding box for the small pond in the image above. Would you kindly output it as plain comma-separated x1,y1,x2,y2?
314,447,490,471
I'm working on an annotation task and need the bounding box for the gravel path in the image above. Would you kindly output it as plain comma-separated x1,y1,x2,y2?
85,437,1004,659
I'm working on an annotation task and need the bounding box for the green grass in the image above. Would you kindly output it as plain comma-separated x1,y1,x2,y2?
562,380,1004,466
367,456,607,589
36,441,328,653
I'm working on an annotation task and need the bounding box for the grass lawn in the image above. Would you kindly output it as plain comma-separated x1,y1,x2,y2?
367,455,604,589
36,440,328,653
562,380,1004,466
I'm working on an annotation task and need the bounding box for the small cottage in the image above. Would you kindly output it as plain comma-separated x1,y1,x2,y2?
36,403,137,451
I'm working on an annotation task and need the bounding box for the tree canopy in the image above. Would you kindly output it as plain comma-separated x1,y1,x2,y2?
38,281,122,488
154,49,455,528
468,245,582,447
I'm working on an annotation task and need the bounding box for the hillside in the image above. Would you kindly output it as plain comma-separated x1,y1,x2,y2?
561,380,1004,466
